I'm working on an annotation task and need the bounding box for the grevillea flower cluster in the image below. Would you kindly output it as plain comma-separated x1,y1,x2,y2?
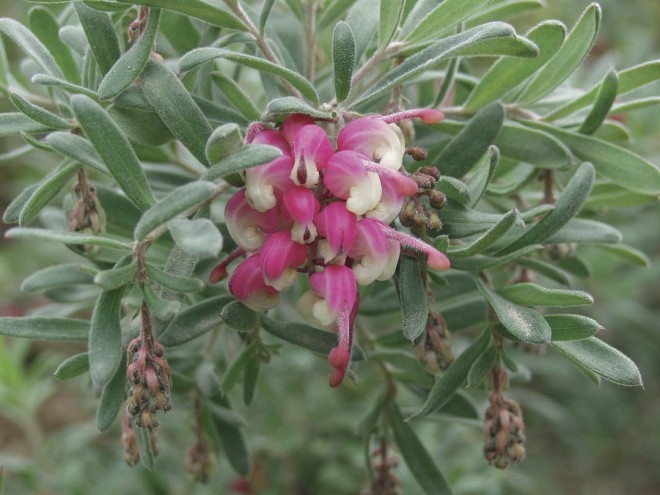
213,110,451,387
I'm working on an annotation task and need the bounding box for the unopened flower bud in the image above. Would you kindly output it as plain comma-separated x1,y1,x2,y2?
427,190,446,209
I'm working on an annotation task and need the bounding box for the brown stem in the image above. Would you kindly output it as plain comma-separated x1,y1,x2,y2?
542,169,555,204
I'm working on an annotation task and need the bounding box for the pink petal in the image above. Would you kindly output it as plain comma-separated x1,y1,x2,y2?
314,202,357,262
337,116,405,170
348,218,391,285
225,189,279,251
261,231,308,291
366,175,407,224
290,125,335,188
282,187,320,244
229,254,280,311
280,113,315,146
310,264,357,317
379,222,451,270
324,150,382,215
244,155,295,212
251,128,291,156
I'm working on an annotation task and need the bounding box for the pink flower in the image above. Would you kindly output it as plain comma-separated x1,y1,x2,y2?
337,116,405,170
348,218,397,285
282,187,320,244
290,124,334,188
244,156,294,212
314,202,357,263
324,150,382,215
260,231,308,291
280,113,315,146
225,189,279,251
229,254,280,311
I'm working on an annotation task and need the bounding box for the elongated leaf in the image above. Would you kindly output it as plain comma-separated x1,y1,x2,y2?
466,345,497,388
498,162,595,254
440,204,523,238
465,20,566,111
3,183,39,224
210,72,261,121
208,395,251,476
579,68,618,134
545,218,622,244
168,218,223,259
466,0,545,27
134,181,215,240
547,314,602,341
19,160,78,226
220,344,257,395
515,257,571,285
261,318,365,361
203,144,282,180
72,94,155,211
517,4,600,104
448,209,519,258
497,283,593,306
379,0,403,47
159,295,232,346
74,2,120,75
31,73,99,98
332,21,355,102
94,261,137,290
9,91,71,129
552,337,642,386
448,244,542,271
435,176,471,205
96,353,126,432
220,301,259,333
179,47,319,106
0,112,53,137
475,277,551,343
345,0,379,62
5,227,130,250
408,328,490,420
0,17,63,77
388,402,453,495
264,96,333,120
0,317,88,340
114,0,245,30
134,425,155,470
54,352,89,380
90,288,123,387
242,354,260,406
98,8,161,100
398,256,428,342
28,6,79,84
21,263,94,292
143,284,180,321
524,121,660,195
146,264,204,292
610,96,660,114
354,22,520,107
45,132,109,175
466,145,499,207
205,124,243,164
597,243,651,267
403,0,495,43
140,59,212,166
259,0,275,32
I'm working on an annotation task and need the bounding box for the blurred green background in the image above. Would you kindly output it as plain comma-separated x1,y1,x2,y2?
0,1,658,494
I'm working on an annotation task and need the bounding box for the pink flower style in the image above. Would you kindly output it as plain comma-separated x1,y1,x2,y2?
215,110,449,387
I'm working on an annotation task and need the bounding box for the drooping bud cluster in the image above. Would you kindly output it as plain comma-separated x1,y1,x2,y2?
215,109,450,387
126,337,172,430
68,171,106,249
483,391,526,469
399,166,446,236
417,310,454,374
185,438,214,483
362,436,402,495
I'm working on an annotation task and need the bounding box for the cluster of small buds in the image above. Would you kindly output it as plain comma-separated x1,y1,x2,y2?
126,337,172,430
68,178,106,238
399,166,446,236
120,411,159,467
185,439,214,483
213,109,451,387
362,438,402,495
483,391,527,469
417,310,454,374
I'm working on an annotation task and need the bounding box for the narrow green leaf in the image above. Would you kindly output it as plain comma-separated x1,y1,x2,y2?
259,0,275,33
332,21,355,102
610,96,660,114
547,314,602,341
261,318,365,361
21,131,53,152
143,284,181,321
19,160,79,226
435,176,471,205
515,257,571,285
72,94,155,211
203,144,282,180
368,350,432,387
497,162,595,254
448,209,519,258
448,244,542,271
90,288,124,387
437,103,504,178
108,105,173,147
179,47,319,106
2,183,40,224
31,73,99,98
140,59,212,166
5,227,131,250
134,181,215,241
220,344,257,395
0,317,88,341
74,1,121,75
545,218,622,244
597,243,651,267
465,20,566,111
205,124,243,164
242,355,260,406
318,0,353,30
0,17,63,77
168,218,223,259
98,8,161,100
146,264,204,293
579,68,618,134
432,55,459,107
113,0,246,31
440,203,524,238
0,112,53,137
28,6,80,84
208,395,251,476
159,295,232,346
497,283,593,306
403,0,495,43
59,25,87,56
379,0,404,47
408,328,490,420
388,402,453,495
475,277,551,343
398,256,428,342
552,337,642,386
263,96,333,120
210,72,261,122
22,263,94,292
465,0,545,27
96,353,127,432
94,261,137,291
220,301,259,333
54,352,90,380
524,120,660,195
517,3,601,104
9,91,71,129
354,22,520,107
495,121,573,169
466,145,499,207
196,361,222,396
134,425,155,470
345,0,379,62
466,345,497,388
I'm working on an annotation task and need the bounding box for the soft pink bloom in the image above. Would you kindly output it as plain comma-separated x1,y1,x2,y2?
366,175,408,224
250,128,291,155
337,117,405,170
324,150,382,215
348,218,392,285
260,231,308,291
244,156,294,212
280,113,315,146
314,202,357,263
282,187,320,244
290,125,334,188
225,189,279,251
229,254,280,311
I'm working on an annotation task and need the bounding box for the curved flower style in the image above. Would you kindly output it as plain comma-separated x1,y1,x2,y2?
216,108,449,387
